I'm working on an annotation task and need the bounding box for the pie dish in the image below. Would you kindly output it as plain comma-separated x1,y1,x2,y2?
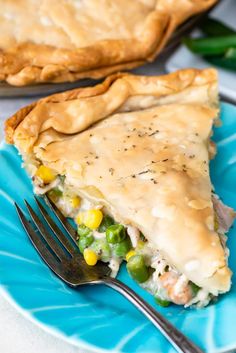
5,68,235,307
0,0,217,86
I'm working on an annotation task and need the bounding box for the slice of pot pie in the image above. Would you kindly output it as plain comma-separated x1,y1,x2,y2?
0,0,217,86
5,68,235,308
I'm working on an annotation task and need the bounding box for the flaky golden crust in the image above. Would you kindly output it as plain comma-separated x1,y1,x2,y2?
0,0,217,86
6,68,233,296
5,68,218,144
5,73,122,143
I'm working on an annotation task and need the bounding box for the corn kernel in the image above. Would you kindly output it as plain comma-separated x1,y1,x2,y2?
84,248,98,266
126,250,136,262
36,165,56,184
83,209,103,230
70,196,81,208
76,212,84,225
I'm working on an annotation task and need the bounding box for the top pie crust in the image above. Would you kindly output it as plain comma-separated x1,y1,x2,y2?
5,68,232,295
0,0,217,86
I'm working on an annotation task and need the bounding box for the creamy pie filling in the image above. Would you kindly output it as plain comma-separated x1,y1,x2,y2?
28,164,234,308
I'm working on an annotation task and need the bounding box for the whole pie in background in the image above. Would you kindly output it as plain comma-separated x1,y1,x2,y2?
0,0,217,86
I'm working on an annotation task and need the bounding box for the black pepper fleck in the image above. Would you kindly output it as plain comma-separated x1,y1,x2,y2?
124,148,128,151
138,170,149,176
162,159,168,162
109,168,114,175
149,129,159,137
151,178,158,184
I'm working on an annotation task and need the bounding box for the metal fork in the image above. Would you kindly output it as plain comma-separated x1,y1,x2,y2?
15,197,203,353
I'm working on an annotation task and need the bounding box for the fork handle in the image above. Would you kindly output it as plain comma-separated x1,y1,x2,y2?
103,277,204,353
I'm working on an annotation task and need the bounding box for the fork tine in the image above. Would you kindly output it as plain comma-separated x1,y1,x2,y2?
45,195,78,242
24,200,68,262
34,197,79,256
15,202,63,273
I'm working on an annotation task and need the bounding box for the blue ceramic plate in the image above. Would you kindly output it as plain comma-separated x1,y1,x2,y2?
0,103,236,353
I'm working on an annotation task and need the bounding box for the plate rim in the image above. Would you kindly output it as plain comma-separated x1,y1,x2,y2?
0,283,108,353
1,102,236,353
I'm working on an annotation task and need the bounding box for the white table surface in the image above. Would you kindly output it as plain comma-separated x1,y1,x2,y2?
0,57,168,353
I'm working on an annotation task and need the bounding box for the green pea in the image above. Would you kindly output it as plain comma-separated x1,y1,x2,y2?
155,295,170,307
90,239,111,262
127,255,150,283
113,237,132,258
98,215,115,232
189,282,201,296
77,224,92,238
106,224,126,244
78,234,94,253
47,188,63,202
